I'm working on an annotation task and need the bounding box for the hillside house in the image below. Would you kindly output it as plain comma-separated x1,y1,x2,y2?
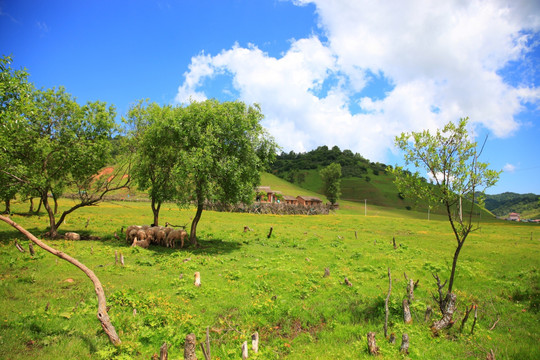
282,195,298,205
297,195,322,207
508,212,520,221
256,186,282,203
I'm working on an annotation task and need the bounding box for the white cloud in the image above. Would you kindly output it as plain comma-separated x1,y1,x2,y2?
503,163,517,173
175,0,540,162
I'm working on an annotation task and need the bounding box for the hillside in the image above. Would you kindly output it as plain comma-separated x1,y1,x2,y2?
269,146,493,218
484,192,540,219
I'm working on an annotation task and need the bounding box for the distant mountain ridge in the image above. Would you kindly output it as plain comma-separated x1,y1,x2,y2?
484,192,540,219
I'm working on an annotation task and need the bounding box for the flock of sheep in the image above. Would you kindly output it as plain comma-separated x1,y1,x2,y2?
126,223,188,249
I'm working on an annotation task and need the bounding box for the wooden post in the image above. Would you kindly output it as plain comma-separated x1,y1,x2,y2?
393,237,397,249
367,332,379,355
355,231,358,240
160,342,169,360
400,333,409,354
194,272,201,287
252,331,259,353
384,268,392,338
267,227,273,239
184,333,197,360
403,298,412,324
120,253,124,266
242,341,248,359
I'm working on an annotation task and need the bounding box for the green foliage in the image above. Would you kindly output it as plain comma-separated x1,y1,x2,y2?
319,163,342,205
0,57,128,236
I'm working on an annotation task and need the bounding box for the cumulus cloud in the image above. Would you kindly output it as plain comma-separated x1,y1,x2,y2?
176,0,540,162
503,163,517,172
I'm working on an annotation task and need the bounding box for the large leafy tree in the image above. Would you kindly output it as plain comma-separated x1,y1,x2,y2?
392,118,500,330
0,55,34,212
320,162,342,205
127,101,178,226
1,61,129,237
173,99,277,246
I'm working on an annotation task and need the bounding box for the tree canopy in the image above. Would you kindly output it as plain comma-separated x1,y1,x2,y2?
392,118,500,330
320,162,342,205
0,56,129,237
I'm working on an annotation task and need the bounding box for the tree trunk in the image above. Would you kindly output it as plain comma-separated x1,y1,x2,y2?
42,194,59,238
242,341,248,359
252,331,259,353
3,198,10,214
29,197,34,213
0,215,121,346
189,202,203,247
36,197,43,213
367,332,379,355
160,342,169,360
432,292,457,332
53,193,59,215
447,240,465,294
151,198,161,226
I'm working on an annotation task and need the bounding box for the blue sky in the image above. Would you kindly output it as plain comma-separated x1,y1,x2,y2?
1,0,539,194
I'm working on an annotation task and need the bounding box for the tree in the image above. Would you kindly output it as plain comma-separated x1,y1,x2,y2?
126,101,177,226
0,55,34,213
391,118,500,330
173,100,277,246
0,77,130,237
320,162,342,205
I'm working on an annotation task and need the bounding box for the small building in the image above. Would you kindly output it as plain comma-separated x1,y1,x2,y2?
296,195,322,207
508,212,520,221
256,186,282,203
282,195,298,205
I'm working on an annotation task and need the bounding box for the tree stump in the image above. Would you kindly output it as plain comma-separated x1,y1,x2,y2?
384,268,392,338
432,293,457,332
194,272,201,287
389,333,396,344
252,331,259,353
29,242,35,256
403,298,412,324
184,333,197,360
367,332,379,355
120,253,125,266
344,277,353,286
242,341,248,359
160,342,169,360
406,278,414,301
400,333,409,354
323,268,330,277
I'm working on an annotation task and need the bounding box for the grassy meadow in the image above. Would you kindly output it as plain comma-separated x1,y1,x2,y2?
0,198,539,359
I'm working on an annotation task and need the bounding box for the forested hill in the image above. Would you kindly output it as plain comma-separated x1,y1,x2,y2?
484,192,540,219
270,146,388,183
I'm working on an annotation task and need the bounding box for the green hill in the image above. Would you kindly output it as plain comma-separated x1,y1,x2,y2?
484,192,540,219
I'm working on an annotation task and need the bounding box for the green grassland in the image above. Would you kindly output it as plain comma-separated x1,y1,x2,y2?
0,196,539,359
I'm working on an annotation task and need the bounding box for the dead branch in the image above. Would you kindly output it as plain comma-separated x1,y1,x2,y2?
0,215,121,346
459,304,474,333
432,272,448,313
489,317,500,331
15,240,25,253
